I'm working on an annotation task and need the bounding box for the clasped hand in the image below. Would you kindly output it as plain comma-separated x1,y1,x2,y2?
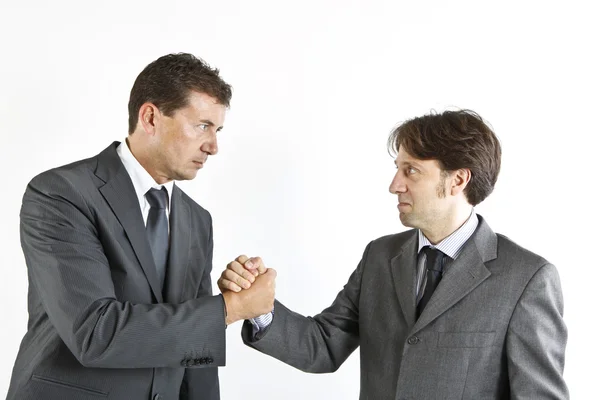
218,255,276,325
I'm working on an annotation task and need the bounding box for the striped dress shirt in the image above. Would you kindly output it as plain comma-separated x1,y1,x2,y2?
415,210,478,303
252,209,479,333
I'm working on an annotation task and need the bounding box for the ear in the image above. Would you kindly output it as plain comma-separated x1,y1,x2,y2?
138,102,161,135
450,168,471,196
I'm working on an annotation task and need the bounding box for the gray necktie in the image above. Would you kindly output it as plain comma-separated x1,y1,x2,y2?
145,187,169,289
417,247,444,318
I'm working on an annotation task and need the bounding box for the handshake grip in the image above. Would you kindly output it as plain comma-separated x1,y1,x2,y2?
219,255,276,325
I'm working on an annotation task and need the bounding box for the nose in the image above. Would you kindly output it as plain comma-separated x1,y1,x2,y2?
389,170,407,194
201,132,219,155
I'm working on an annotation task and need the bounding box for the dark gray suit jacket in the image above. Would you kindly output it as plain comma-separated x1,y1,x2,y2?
7,142,225,400
242,216,569,399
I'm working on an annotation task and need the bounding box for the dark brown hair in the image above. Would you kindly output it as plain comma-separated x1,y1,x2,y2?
388,109,501,205
128,53,233,134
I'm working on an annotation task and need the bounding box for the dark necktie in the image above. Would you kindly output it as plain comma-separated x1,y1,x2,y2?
417,247,445,318
145,187,169,289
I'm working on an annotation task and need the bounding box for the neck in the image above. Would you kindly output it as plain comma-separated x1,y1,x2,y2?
126,135,172,185
422,204,473,244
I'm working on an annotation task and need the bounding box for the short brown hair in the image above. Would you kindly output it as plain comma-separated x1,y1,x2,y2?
128,53,233,134
388,110,501,205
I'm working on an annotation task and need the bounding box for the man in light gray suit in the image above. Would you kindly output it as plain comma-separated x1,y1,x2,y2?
219,110,568,399
7,53,276,400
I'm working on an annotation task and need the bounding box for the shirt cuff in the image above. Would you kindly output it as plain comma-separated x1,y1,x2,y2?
249,310,274,336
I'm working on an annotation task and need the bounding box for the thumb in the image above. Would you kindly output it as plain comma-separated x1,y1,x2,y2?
264,268,277,280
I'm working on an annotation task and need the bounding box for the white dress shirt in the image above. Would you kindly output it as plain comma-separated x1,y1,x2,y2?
119,138,256,328
116,139,174,226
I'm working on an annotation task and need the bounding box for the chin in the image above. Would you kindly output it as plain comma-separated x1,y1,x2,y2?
399,213,416,228
172,170,197,181
185,171,199,180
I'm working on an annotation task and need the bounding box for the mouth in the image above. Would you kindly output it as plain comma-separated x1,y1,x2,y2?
397,202,411,210
192,160,205,168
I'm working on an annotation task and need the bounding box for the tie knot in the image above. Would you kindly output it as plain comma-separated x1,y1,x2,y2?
145,187,168,209
424,246,444,272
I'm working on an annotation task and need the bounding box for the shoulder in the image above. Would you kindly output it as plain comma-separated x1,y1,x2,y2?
366,229,417,258
372,229,416,247
26,154,100,200
496,233,549,267
176,187,212,223
491,233,556,287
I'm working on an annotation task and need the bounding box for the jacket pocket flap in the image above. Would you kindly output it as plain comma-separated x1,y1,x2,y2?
437,332,496,348
31,375,108,397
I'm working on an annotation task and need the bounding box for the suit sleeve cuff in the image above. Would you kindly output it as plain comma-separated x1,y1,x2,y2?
249,310,274,337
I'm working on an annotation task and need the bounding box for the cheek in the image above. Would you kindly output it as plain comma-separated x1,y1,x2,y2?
160,140,186,166
181,126,197,140
173,132,196,153
412,187,436,205
181,128,204,148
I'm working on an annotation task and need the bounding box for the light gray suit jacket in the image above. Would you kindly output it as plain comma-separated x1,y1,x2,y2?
242,216,568,399
8,143,225,400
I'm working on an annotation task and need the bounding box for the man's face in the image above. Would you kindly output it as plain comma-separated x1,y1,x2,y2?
152,91,226,181
389,146,453,232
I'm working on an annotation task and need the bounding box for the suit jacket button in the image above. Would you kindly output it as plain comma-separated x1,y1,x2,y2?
207,357,214,364
180,360,188,367
153,394,162,400
407,336,419,345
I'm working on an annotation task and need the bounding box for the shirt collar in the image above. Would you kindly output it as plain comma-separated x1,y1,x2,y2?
418,209,478,259
116,138,174,211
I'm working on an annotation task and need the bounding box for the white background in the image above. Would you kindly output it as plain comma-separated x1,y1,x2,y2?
1,0,598,398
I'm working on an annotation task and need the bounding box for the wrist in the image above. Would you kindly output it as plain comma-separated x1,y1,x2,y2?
222,291,240,325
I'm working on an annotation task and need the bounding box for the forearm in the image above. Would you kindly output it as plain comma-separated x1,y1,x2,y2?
507,263,569,399
69,295,226,368
241,244,370,374
243,300,359,373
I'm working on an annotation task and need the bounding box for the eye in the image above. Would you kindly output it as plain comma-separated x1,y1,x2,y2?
197,123,209,131
407,167,418,175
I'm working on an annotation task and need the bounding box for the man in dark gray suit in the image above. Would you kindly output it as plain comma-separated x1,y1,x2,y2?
220,110,569,399
7,53,276,400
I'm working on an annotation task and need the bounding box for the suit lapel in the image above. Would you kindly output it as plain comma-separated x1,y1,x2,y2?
411,240,490,333
95,142,164,303
164,185,191,303
411,216,497,334
389,232,419,327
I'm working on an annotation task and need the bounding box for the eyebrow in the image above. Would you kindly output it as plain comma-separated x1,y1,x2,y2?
395,160,424,168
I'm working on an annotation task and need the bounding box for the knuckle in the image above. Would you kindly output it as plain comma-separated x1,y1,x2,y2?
235,262,246,272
